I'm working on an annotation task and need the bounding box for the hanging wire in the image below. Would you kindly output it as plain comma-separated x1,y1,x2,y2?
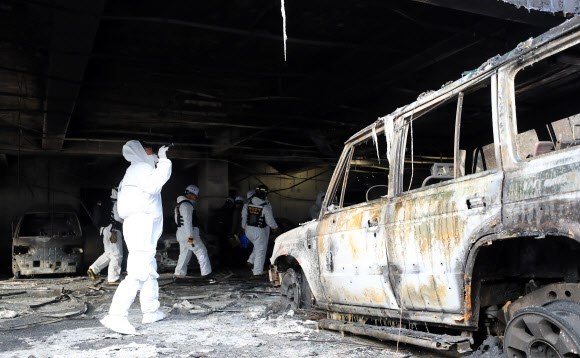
281,0,288,60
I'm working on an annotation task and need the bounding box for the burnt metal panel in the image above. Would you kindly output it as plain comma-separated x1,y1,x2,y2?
317,201,399,309
386,170,503,316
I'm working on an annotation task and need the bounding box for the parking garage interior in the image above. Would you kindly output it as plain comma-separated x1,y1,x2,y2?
0,1,577,356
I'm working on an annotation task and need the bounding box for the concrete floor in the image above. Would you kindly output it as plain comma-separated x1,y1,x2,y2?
0,273,451,358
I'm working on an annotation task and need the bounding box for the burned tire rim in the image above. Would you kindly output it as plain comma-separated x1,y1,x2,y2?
280,268,302,310
505,305,580,358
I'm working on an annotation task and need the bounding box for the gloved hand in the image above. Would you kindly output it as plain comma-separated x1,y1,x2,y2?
158,145,169,159
110,231,118,244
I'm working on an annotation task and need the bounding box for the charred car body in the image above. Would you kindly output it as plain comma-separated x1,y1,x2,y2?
270,17,580,355
12,211,84,277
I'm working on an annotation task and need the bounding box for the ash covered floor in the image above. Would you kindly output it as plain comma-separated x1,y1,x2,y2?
0,273,446,358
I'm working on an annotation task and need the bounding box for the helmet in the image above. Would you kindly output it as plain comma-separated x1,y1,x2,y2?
254,184,269,199
234,196,244,203
185,185,199,196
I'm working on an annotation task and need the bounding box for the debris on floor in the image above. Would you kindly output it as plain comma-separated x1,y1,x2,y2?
0,272,440,358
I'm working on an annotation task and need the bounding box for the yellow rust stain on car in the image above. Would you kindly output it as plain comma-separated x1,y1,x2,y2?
362,287,387,304
463,279,473,322
347,233,360,259
402,279,448,308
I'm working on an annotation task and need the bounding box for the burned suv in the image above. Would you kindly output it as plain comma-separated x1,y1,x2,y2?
270,16,580,355
12,211,84,277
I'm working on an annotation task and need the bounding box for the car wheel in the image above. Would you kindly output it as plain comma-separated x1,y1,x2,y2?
280,267,313,310
504,302,580,358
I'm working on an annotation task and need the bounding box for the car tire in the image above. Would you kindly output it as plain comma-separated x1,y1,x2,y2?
504,303,580,358
280,267,313,310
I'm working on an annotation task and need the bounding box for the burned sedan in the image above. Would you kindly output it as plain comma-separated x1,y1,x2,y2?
12,211,84,277
270,16,580,355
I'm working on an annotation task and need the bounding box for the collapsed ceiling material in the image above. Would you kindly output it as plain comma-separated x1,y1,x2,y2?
500,0,580,14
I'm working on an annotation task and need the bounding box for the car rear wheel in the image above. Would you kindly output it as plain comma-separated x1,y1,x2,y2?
280,268,312,310
504,302,580,358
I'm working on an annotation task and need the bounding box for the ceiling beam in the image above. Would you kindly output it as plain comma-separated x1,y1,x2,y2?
410,0,563,27
102,15,402,53
342,20,502,101
41,0,105,150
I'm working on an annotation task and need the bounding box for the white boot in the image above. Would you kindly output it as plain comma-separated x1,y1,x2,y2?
142,310,166,324
100,314,136,335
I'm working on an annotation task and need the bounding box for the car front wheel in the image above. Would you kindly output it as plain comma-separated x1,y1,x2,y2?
280,267,313,310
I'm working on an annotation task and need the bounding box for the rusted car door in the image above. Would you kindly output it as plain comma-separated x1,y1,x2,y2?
317,202,399,309
386,84,504,314
317,142,399,309
386,171,503,313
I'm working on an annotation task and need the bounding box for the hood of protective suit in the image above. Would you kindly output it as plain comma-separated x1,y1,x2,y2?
315,192,325,206
122,140,158,168
250,196,268,206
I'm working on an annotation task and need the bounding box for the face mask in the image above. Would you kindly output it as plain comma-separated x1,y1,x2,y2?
145,153,158,167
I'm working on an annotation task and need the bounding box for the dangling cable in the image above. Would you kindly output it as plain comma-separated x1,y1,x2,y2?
281,0,287,61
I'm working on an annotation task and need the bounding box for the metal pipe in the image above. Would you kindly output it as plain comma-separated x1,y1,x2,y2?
317,319,457,350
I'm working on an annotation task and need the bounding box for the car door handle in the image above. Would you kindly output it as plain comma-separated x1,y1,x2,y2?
467,197,486,209
367,218,380,231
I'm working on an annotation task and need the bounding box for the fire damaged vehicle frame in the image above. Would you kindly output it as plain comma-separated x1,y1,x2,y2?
12,211,84,277
270,16,580,354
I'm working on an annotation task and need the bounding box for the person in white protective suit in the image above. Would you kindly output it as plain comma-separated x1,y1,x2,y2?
100,140,172,335
174,185,212,277
87,188,124,286
242,184,278,277
309,192,325,220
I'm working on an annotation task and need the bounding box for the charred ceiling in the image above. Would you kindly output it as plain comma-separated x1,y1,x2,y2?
0,0,572,170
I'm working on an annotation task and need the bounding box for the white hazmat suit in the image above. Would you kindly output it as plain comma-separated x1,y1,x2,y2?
242,197,278,275
174,195,212,276
309,192,325,220
89,189,124,283
100,140,171,335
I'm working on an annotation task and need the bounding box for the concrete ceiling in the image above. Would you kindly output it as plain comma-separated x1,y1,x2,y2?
0,0,571,170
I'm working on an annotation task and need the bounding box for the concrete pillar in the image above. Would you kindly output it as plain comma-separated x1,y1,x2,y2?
197,159,228,229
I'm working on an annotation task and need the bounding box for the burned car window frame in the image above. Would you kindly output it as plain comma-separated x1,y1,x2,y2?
322,127,390,214
503,31,580,164
17,212,82,238
394,74,499,196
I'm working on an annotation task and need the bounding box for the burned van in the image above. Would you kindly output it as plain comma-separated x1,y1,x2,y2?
270,16,580,355
12,211,84,277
